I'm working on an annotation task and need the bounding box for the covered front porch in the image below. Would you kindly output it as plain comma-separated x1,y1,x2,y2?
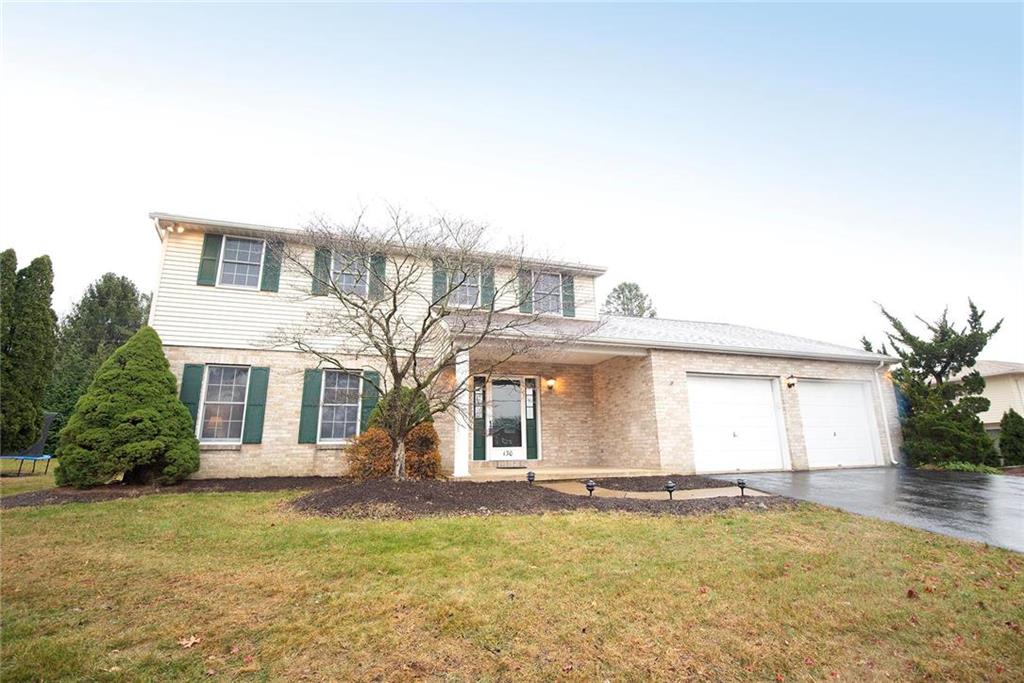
442,341,669,478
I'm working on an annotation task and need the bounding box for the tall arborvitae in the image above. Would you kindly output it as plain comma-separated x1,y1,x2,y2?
0,249,17,444
1,254,57,452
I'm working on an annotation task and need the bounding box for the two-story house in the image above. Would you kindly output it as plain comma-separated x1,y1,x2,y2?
148,212,902,479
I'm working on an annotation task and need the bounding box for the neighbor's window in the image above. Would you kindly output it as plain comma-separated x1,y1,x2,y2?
332,252,368,296
450,268,480,307
219,237,264,288
533,272,562,314
320,370,362,441
200,365,250,441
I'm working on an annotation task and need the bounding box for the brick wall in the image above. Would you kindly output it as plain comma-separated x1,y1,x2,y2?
647,350,902,474
164,345,384,478
165,345,902,478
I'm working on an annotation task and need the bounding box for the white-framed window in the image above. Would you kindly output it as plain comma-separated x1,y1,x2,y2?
199,365,250,442
331,252,369,296
533,272,562,314
218,237,265,288
319,370,362,441
450,267,480,307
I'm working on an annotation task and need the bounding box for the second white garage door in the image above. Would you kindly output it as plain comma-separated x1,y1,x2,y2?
687,375,788,473
797,380,879,469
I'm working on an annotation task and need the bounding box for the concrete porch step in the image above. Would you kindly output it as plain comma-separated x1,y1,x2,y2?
464,466,670,482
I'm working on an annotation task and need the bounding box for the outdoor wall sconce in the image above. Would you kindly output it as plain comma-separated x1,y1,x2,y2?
585,479,596,496
665,480,677,500
785,375,798,388
527,471,535,485
736,479,747,497
545,377,556,391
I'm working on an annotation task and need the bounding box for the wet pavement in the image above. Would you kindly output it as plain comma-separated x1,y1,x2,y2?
713,467,1024,553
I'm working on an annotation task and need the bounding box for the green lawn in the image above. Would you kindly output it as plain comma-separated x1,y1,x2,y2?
0,459,56,498
2,490,1022,681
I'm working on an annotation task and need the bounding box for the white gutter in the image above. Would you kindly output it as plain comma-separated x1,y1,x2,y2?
875,359,899,465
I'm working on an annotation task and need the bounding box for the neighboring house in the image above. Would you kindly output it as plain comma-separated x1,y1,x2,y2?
954,360,1024,442
148,212,903,479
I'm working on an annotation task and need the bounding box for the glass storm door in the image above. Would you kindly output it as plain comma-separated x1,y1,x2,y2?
488,379,526,459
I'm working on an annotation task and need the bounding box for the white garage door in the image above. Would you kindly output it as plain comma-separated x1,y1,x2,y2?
687,375,787,473
797,380,878,469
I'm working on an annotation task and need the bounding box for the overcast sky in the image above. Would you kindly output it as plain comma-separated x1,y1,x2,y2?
1,3,1021,358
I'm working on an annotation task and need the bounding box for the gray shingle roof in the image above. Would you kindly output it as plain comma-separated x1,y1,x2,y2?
953,360,1024,380
585,316,892,363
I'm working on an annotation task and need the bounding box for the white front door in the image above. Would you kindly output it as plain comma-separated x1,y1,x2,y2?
687,374,788,473
488,378,527,460
797,380,879,469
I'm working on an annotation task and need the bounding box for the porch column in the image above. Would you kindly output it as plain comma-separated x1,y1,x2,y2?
453,350,471,477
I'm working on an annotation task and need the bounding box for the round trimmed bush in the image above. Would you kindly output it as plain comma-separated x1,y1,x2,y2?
367,387,432,432
404,422,441,480
346,422,443,480
347,428,394,480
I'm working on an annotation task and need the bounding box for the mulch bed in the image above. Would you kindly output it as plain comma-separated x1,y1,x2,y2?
1003,467,1024,477
291,479,793,519
591,474,727,492
1,476,339,509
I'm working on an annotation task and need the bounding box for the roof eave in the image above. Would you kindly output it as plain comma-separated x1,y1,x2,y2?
148,211,608,276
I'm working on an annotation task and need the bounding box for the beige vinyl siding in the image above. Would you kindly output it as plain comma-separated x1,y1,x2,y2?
978,374,1024,426
489,266,598,320
150,231,597,352
150,231,431,351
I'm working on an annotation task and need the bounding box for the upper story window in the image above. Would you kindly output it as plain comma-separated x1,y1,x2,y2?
219,237,265,288
533,272,562,314
332,252,369,296
450,268,480,307
320,370,362,441
200,365,250,442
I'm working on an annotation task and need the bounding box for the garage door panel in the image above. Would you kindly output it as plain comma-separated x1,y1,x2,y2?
798,381,878,469
687,375,787,474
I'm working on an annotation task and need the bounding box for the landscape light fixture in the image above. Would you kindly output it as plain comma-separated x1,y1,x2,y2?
665,480,677,500
736,479,747,497
527,471,535,485
585,479,596,497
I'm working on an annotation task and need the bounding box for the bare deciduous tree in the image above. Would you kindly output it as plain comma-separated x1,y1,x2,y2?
273,207,597,479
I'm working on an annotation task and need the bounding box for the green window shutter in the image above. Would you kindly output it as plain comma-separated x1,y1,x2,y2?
368,253,386,299
298,369,323,444
312,247,331,295
360,370,380,433
472,377,486,460
260,241,282,292
242,367,270,444
432,258,447,303
525,377,538,459
481,267,495,308
561,274,575,318
196,234,222,286
179,364,205,426
518,269,533,314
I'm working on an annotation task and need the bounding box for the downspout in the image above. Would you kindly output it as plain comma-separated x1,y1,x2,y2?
875,359,899,465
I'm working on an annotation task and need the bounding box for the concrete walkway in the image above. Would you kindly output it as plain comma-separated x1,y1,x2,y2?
540,480,771,500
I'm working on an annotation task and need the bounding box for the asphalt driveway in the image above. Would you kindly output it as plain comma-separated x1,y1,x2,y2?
715,467,1024,553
